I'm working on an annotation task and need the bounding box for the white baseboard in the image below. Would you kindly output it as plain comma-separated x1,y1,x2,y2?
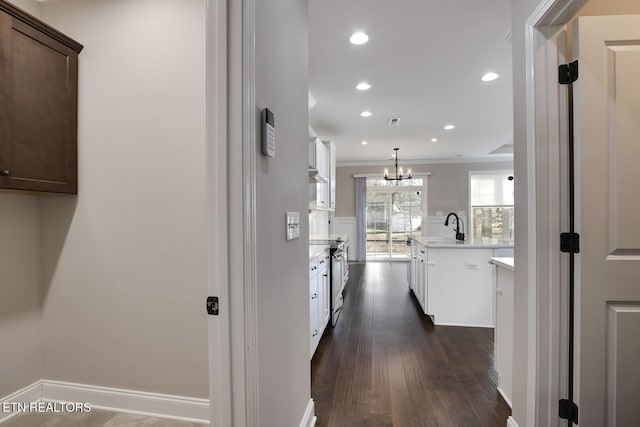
0,380,209,424
506,416,519,427
0,381,43,424
298,398,316,427
41,380,209,424
497,386,512,408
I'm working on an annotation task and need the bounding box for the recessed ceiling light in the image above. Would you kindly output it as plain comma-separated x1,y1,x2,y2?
356,82,371,91
431,138,438,142
349,32,369,45
481,72,500,82
444,124,455,130
360,111,372,117
361,140,368,145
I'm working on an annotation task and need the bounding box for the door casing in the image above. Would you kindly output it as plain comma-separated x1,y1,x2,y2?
525,0,588,426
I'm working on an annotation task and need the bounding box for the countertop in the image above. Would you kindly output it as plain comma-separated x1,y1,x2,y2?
309,234,349,243
409,235,514,249
489,257,515,271
309,244,330,259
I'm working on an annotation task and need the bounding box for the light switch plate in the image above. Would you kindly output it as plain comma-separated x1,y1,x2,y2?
286,212,300,240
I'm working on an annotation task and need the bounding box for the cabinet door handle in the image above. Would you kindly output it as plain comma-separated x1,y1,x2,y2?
420,250,425,254
323,274,328,277
1,170,10,176
311,293,318,299
312,330,318,337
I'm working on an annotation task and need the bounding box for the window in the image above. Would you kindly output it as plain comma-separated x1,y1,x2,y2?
469,172,514,242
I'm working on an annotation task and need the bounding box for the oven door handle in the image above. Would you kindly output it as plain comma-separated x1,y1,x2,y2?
333,249,344,258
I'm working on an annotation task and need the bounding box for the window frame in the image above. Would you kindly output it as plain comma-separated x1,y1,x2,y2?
468,170,514,241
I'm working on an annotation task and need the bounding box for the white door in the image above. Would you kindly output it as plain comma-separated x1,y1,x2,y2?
573,15,640,426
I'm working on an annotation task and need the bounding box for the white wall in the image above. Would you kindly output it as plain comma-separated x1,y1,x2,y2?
0,0,43,401
37,0,209,398
0,195,43,398
6,0,39,15
254,0,311,424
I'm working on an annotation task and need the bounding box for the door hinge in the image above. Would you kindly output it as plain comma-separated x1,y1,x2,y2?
559,399,579,424
560,232,580,253
206,296,219,315
559,60,579,84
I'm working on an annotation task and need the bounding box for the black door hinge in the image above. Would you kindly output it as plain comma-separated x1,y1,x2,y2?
559,60,579,84
559,399,579,424
206,296,219,315
560,232,580,253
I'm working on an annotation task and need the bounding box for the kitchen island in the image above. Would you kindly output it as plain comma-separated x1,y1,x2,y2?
407,235,513,327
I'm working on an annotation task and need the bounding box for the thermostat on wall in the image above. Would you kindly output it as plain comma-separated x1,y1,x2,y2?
261,108,275,158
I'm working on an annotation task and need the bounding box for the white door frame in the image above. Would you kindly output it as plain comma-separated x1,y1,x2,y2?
207,0,259,426
525,0,588,425
214,0,598,425
206,0,232,425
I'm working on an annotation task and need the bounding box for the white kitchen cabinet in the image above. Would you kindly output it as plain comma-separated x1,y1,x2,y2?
319,252,330,330
426,248,494,327
309,256,320,358
409,243,428,313
491,258,514,408
310,249,330,359
324,141,336,210
314,140,329,209
310,139,336,211
408,238,513,327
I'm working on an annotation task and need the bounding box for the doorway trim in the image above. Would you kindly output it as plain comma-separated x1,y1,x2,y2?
207,0,260,425
525,0,587,425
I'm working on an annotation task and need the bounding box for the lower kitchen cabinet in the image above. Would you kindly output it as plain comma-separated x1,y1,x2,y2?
408,244,428,313
310,249,330,359
408,240,513,327
491,258,514,408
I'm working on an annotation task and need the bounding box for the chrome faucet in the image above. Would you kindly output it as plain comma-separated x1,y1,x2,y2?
444,212,465,242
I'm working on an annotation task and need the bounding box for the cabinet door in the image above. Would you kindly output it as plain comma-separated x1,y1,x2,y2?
320,252,331,330
310,275,320,358
321,267,330,328
326,142,336,210
315,141,328,180
495,267,514,405
0,11,79,193
318,252,330,329
314,141,328,208
316,179,326,208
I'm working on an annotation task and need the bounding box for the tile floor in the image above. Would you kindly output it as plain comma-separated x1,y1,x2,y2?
1,409,206,427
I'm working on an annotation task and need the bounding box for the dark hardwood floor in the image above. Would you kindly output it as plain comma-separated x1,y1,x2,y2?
311,262,511,427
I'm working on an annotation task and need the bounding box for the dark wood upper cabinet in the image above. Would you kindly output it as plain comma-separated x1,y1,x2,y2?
0,1,82,194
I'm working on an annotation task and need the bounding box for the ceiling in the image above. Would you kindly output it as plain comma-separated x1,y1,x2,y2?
309,0,513,164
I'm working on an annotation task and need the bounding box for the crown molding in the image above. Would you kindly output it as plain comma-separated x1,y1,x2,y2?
337,156,514,167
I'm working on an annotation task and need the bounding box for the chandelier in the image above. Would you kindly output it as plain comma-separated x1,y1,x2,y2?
384,148,412,182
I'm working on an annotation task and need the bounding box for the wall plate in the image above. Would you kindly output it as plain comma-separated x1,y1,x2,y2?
286,212,300,240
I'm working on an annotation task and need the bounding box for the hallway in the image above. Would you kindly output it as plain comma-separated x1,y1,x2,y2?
311,262,511,427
